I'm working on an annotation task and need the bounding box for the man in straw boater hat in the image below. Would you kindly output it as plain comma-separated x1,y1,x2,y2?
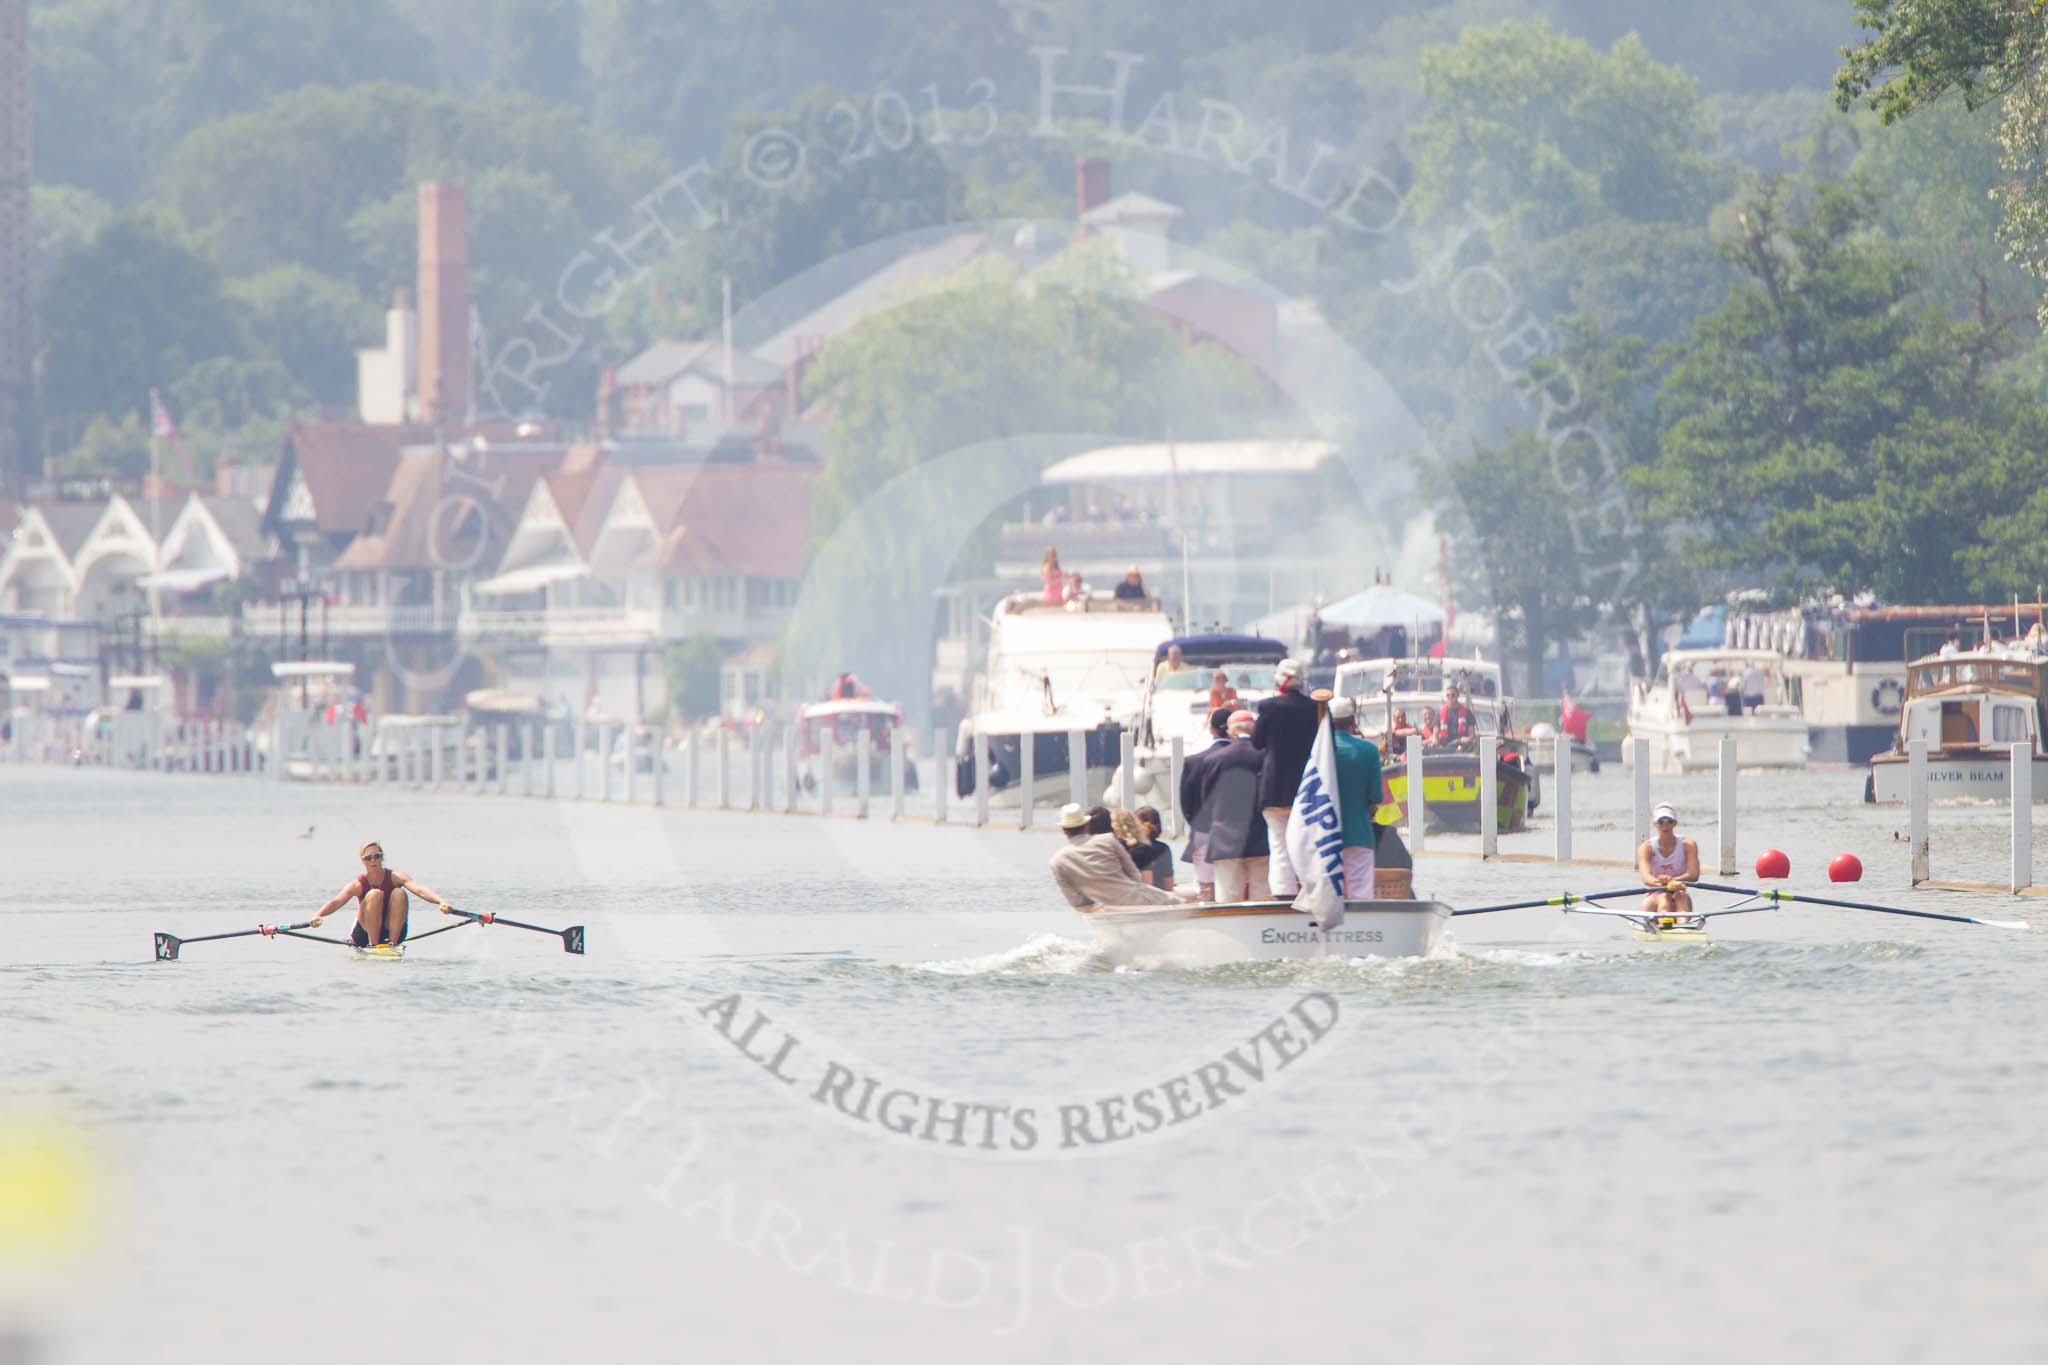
1048,804,1191,910
1636,802,1700,923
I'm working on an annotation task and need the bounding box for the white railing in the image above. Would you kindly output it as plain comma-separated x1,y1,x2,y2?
460,606,665,640
147,615,238,641
241,602,460,636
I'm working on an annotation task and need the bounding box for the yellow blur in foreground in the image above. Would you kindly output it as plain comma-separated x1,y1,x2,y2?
0,1125,95,1260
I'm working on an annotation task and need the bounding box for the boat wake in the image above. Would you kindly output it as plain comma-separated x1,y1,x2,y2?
913,933,1109,977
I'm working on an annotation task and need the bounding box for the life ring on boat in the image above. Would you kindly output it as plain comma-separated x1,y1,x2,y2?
1870,678,1904,717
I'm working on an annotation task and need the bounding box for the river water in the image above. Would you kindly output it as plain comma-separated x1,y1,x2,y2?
4,763,2046,1364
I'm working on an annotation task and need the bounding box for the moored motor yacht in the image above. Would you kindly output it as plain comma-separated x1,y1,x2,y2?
1623,647,1810,772
1867,646,2048,803
955,589,1173,805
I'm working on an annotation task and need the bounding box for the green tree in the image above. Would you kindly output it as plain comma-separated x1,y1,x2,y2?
786,242,1264,702
1834,0,2048,317
1652,180,2035,598
490,0,588,108
31,0,438,203
1437,428,1602,689
665,632,725,719
39,214,248,443
1409,20,1736,238
227,267,378,408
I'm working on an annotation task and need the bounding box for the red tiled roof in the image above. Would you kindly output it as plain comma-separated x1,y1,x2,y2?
287,423,417,535
632,463,813,579
557,463,625,557
334,446,569,572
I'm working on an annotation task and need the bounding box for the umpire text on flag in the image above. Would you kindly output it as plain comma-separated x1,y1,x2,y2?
1287,712,1347,929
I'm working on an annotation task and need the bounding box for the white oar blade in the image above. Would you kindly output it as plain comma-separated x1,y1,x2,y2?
1973,917,2031,931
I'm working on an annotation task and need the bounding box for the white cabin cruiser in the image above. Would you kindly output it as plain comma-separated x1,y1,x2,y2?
1867,647,2048,803
955,590,1173,804
1111,633,1288,800
1624,648,1809,772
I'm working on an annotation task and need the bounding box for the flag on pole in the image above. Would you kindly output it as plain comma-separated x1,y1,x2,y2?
1287,713,1347,929
149,389,195,481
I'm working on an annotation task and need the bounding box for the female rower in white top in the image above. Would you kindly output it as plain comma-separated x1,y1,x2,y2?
1637,802,1699,922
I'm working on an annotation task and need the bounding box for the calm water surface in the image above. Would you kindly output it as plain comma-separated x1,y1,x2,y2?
3,764,2046,1364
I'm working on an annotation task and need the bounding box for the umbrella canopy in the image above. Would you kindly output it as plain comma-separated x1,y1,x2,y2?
1311,585,1447,631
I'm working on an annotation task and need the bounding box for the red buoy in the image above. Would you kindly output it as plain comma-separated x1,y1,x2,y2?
1828,853,1863,883
1755,849,1791,879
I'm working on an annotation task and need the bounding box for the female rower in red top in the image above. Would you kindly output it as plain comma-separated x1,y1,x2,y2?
308,840,454,948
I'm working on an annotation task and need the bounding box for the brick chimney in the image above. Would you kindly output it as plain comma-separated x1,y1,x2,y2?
1075,157,1110,227
416,182,469,430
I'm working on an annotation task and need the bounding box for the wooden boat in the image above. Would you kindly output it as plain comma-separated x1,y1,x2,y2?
1867,646,2048,803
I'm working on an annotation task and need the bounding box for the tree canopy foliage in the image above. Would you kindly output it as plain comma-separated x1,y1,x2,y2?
33,0,2048,666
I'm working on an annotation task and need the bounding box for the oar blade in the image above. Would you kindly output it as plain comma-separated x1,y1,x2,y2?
1974,916,2031,931
153,933,182,962
563,926,585,955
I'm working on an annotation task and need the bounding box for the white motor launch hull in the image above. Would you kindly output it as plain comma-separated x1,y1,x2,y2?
1081,899,1450,968
1622,716,1810,771
1869,752,2048,803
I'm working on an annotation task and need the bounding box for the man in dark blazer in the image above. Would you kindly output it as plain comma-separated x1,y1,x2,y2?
1252,657,1318,896
1201,710,1270,902
1177,705,1233,900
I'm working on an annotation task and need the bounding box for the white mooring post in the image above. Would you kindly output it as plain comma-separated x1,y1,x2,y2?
934,726,949,824
682,729,697,808
1018,728,1035,830
1478,735,1498,859
573,720,586,800
717,727,731,809
433,725,448,788
785,726,801,814
890,727,906,821
654,730,668,807
820,729,837,815
973,731,991,827
625,728,639,804
1168,737,1186,838
496,724,509,796
1717,736,1738,876
2013,742,2033,893
1908,739,1929,884
1067,728,1087,810
1553,735,1573,863
522,723,535,796
1631,739,1651,847
1406,734,1426,856
855,728,872,820
743,729,757,811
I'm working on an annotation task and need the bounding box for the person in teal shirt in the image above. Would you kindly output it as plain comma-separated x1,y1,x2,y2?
1328,696,1385,897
